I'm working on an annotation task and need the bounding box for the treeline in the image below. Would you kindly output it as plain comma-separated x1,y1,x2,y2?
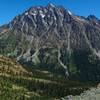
2,76,90,98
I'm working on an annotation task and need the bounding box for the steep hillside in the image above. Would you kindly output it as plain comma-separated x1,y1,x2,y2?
0,56,94,100
0,55,29,76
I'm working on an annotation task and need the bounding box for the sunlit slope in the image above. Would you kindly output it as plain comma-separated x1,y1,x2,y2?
0,55,29,75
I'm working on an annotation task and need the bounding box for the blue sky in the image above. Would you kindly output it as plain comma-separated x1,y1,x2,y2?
0,0,100,25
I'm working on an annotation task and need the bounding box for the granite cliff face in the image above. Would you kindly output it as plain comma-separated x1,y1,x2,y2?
1,4,100,80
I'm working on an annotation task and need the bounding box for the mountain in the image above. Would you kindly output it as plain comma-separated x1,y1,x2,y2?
1,3,100,81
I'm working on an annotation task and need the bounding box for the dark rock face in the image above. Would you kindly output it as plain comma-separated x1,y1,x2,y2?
1,4,100,81
9,4,100,51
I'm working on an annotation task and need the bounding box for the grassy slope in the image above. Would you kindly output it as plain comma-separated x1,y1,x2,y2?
0,55,29,75
0,55,95,100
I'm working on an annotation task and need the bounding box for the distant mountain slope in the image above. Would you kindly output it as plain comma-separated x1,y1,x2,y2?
0,4,100,81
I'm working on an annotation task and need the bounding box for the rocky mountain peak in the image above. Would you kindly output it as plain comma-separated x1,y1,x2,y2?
1,4,100,79
10,4,73,35
4,4,100,60
87,15,98,20
87,15,100,24
47,3,56,8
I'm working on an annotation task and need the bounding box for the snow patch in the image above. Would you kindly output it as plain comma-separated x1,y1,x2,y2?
25,12,28,15
40,14,45,18
31,12,37,16
39,10,45,18
68,10,72,15
49,3,55,8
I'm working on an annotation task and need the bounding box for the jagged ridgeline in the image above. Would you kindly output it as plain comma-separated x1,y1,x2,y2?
1,4,100,81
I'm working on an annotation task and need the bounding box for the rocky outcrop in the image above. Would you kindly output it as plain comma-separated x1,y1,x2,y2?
62,87,100,100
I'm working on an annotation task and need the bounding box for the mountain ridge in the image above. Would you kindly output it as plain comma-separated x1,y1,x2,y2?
1,4,100,81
